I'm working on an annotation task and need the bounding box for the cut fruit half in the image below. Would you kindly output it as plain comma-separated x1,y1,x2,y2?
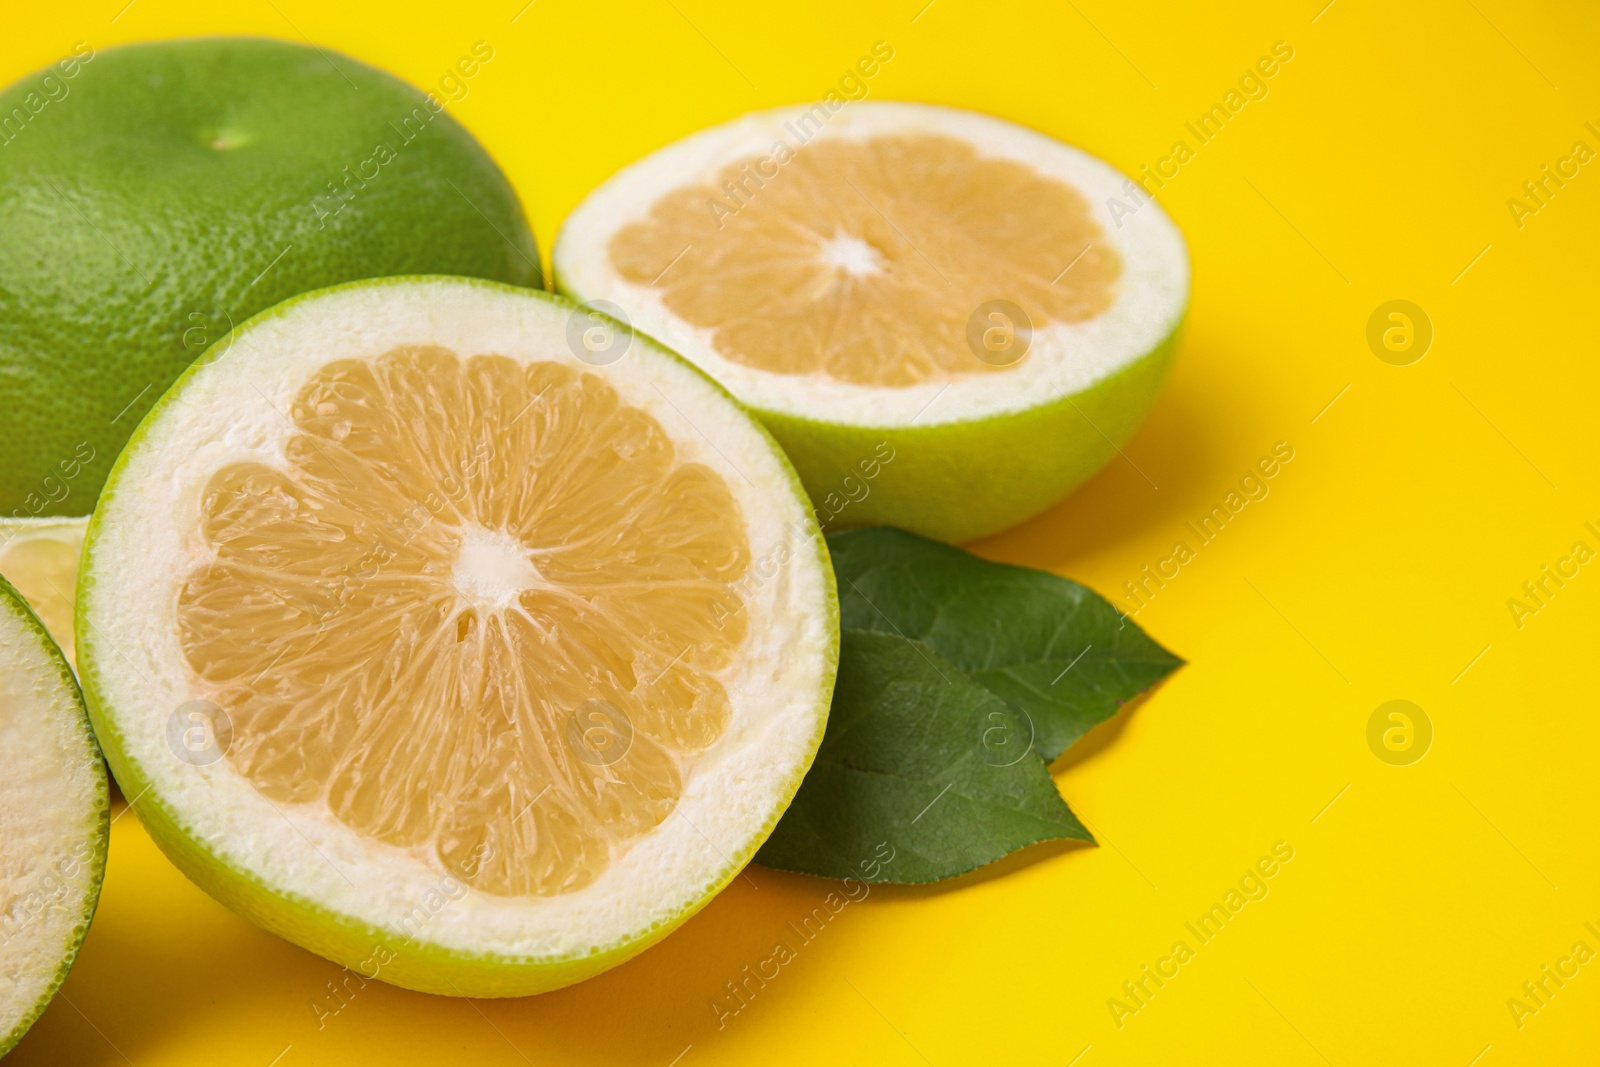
0,518,88,669
77,277,837,996
554,102,1189,542
0,576,108,1057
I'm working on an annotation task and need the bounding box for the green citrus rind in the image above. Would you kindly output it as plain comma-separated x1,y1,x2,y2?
736,322,1182,543
0,36,541,518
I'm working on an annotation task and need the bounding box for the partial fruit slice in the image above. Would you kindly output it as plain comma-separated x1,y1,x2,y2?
0,576,108,1057
554,102,1189,542
0,518,88,668
78,277,837,997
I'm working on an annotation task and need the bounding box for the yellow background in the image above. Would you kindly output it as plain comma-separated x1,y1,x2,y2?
6,0,1599,1063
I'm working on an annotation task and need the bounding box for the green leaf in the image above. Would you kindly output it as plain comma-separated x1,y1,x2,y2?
827,527,1184,762
755,629,1091,883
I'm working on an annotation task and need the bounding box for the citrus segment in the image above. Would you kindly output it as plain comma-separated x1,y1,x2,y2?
176,347,750,897
0,519,87,667
609,133,1122,386
77,277,837,996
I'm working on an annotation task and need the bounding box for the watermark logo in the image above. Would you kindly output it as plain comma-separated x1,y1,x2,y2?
566,699,633,766
966,299,1031,367
1366,700,1432,766
980,707,1034,767
1108,841,1295,1029
1507,125,1597,231
3,441,96,527
0,41,95,150
711,841,895,1030
165,699,233,765
703,40,896,229
1366,300,1432,366
182,306,237,367
565,300,633,366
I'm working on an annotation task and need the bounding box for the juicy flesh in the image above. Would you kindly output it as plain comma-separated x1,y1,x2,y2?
609,132,1122,386
175,347,750,897
0,535,79,667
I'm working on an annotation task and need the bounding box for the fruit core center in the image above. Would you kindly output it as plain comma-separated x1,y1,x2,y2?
818,232,886,277
450,524,543,611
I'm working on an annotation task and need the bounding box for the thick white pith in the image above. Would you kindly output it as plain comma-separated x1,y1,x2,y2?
553,101,1189,427
80,280,834,962
0,597,101,1041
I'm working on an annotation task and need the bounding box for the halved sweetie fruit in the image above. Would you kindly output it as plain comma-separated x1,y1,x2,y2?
554,102,1189,542
77,277,837,996
0,576,108,1056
